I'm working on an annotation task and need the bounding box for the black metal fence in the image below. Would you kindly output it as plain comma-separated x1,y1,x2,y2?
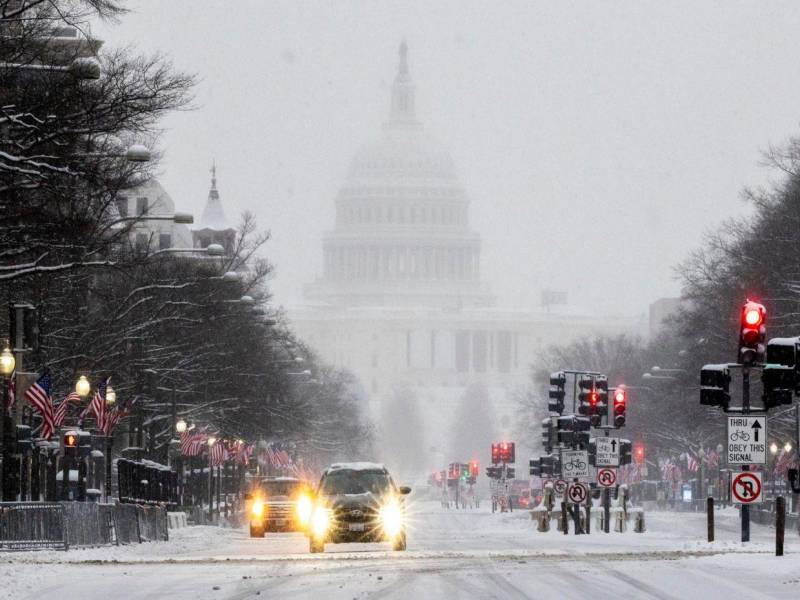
0,501,169,551
117,459,178,505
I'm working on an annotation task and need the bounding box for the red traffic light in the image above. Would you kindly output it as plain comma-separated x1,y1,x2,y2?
739,300,767,365
470,461,479,478
589,392,598,406
614,389,626,405
743,305,764,326
634,442,645,463
64,433,77,447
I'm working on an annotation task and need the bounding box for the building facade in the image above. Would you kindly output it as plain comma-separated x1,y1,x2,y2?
290,44,640,471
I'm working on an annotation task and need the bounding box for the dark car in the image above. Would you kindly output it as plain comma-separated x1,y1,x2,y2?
246,476,314,537
308,462,411,553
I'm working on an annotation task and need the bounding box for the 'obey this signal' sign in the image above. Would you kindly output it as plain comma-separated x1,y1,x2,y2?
731,471,762,504
727,416,767,465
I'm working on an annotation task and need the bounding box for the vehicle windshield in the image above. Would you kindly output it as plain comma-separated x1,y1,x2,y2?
261,481,303,498
320,469,392,496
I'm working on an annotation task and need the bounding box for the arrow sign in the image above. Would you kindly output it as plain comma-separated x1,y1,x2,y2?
751,421,761,442
611,439,617,451
727,416,767,465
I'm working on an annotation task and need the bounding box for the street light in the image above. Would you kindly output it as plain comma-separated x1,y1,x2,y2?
207,436,217,522
785,442,793,453
105,386,116,406
0,346,15,376
75,375,91,398
770,442,779,455
0,344,16,501
176,419,187,434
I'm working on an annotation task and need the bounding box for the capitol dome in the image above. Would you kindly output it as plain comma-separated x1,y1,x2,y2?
305,42,494,309
347,128,458,183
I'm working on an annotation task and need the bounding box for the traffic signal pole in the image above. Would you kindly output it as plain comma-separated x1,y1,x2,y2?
741,368,750,543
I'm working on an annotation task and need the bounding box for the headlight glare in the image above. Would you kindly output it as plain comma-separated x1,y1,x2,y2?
296,493,313,526
311,505,330,539
251,499,264,518
380,499,403,538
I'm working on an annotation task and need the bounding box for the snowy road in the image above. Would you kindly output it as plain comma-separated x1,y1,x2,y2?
3,501,800,599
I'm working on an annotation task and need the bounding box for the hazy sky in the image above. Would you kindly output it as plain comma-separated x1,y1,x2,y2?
97,1,800,317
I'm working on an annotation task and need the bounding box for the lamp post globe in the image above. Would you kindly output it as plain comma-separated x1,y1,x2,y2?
76,375,91,398
784,442,793,453
105,386,116,405
208,436,217,447
176,419,187,434
770,442,779,455
0,346,14,376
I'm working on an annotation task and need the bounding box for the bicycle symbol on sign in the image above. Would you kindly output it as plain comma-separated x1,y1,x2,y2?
565,459,587,471
730,430,750,442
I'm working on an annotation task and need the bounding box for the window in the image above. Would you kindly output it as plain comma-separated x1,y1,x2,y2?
159,233,172,249
135,233,149,251
116,196,128,218
473,331,488,373
136,197,148,215
455,330,470,373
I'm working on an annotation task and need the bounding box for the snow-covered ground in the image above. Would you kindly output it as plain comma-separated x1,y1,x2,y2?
1,501,799,599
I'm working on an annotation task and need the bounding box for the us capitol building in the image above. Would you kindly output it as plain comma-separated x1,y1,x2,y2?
290,43,639,464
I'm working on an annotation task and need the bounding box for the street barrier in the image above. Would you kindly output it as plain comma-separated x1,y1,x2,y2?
0,501,168,551
613,507,626,532
532,506,550,532
0,502,66,550
168,511,188,529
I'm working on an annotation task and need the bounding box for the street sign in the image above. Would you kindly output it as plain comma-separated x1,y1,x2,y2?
731,471,763,504
553,479,567,495
562,450,590,479
566,482,589,505
597,468,617,488
595,437,620,467
726,415,767,465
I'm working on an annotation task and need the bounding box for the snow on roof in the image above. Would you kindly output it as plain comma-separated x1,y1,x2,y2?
327,462,387,472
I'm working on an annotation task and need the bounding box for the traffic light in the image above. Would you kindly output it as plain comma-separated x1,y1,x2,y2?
619,439,632,465
505,467,515,479
9,303,39,352
529,458,541,477
62,431,78,457
633,442,645,465
595,376,609,414
485,466,502,479
700,364,731,410
764,337,800,408
469,460,479,480
541,418,553,453
588,439,596,466
738,300,766,366
548,371,566,414
577,376,596,415
460,463,470,481
498,442,515,463
491,443,501,465
613,387,627,428
540,455,555,476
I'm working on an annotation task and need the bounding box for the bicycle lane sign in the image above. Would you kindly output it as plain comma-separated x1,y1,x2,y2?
561,450,590,479
727,415,767,465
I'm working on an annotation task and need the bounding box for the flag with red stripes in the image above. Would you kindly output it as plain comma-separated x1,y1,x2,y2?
5,369,15,416
24,373,55,440
53,391,80,427
79,377,108,430
210,441,227,466
180,430,208,456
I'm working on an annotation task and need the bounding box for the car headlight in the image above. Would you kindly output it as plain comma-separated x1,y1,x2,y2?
311,505,330,539
296,493,313,526
379,499,403,538
251,499,265,518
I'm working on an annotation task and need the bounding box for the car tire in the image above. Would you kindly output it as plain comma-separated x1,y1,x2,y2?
309,537,325,553
392,530,407,551
250,524,264,538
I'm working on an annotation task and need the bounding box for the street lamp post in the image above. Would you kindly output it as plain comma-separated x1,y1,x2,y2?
0,345,16,501
207,436,216,522
104,386,116,503
175,418,187,506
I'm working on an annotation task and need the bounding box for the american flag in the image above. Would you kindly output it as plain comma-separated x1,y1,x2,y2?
686,453,699,472
210,440,227,466
703,448,720,470
79,376,108,431
266,443,293,469
103,394,138,435
180,430,207,456
53,391,81,428
774,449,797,477
5,369,15,416
24,372,55,440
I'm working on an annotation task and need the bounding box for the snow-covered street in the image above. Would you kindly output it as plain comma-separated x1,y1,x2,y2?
2,501,799,599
